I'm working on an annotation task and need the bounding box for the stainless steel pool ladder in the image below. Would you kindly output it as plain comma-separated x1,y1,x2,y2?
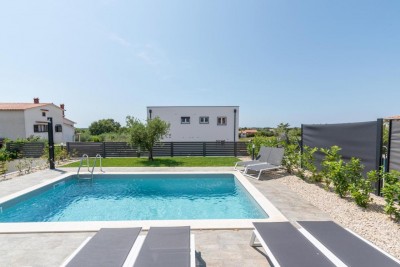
77,154,103,180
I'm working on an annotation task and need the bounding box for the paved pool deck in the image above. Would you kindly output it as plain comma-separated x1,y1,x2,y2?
0,167,331,267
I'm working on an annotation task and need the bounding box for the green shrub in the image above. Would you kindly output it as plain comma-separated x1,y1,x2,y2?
282,143,300,174
321,146,342,189
381,169,400,220
347,159,377,208
301,146,322,182
246,136,279,156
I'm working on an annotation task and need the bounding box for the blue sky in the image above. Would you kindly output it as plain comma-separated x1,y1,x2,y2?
1,0,399,128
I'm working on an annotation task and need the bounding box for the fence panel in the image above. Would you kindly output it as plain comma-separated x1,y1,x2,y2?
67,142,249,157
6,142,45,158
388,120,400,172
68,142,104,157
104,142,136,157
302,120,383,193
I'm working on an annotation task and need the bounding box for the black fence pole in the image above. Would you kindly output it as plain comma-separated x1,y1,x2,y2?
47,117,55,169
66,142,70,156
375,118,384,195
300,124,304,168
170,142,174,157
102,142,106,158
387,120,392,172
203,142,206,157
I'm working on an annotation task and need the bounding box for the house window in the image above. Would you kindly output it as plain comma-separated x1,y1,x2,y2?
181,117,190,124
55,124,62,132
199,116,209,124
33,124,48,133
217,116,227,125
42,112,46,117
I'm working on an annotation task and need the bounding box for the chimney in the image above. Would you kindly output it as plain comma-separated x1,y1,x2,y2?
33,98,39,104
60,104,65,117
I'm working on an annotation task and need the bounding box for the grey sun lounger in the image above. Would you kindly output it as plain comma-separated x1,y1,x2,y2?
234,146,272,171
133,226,193,267
244,147,285,179
298,221,400,267
63,227,142,267
251,222,337,267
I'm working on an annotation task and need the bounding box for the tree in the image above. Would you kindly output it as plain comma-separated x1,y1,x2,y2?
88,119,121,135
275,123,290,144
126,116,170,161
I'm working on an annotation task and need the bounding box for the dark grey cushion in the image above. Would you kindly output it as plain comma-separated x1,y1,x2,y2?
134,226,190,267
66,227,141,267
253,222,335,267
299,221,400,267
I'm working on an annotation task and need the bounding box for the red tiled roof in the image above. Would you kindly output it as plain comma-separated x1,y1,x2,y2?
241,130,258,134
0,103,51,110
385,115,400,120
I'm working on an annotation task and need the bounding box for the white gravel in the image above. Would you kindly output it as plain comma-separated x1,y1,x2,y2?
276,175,400,260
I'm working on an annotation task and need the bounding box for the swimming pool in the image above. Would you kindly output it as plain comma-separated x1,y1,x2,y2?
0,173,267,222
0,171,286,232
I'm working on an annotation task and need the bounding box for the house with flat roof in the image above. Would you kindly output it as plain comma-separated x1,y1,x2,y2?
0,98,76,144
147,106,239,142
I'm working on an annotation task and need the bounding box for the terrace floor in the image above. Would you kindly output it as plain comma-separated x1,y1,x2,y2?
0,167,331,267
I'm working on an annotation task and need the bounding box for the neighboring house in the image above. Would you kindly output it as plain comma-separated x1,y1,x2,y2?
147,106,239,142
239,129,258,138
0,98,76,144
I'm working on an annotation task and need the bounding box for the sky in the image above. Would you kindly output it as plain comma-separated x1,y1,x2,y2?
1,0,399,128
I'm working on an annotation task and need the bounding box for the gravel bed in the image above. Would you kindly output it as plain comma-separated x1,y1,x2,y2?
275,175,400,260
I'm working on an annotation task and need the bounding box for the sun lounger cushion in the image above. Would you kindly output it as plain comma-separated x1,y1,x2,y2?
133,226,191,267
66,227,141,267
298,221,400,267
253,222,335,267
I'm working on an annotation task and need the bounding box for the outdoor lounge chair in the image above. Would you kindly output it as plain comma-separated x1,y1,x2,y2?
62,226,195,267
250,222,339,267
133,226,194,267
298,221,400,267
234,146,272,171
244,147,284,179
62,227,142,267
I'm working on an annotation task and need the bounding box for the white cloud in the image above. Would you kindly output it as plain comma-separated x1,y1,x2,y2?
108,32,131,47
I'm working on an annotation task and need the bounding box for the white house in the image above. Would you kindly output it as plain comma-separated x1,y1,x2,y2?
147,106,239,142
0,98,76,144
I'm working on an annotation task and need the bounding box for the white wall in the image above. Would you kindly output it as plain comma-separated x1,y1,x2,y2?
147,106,239,142
25,104,64,144
24,104,73,144
62,119,75,142
0,110,26,139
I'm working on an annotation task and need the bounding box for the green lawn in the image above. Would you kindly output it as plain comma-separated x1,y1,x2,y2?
62,157,240,167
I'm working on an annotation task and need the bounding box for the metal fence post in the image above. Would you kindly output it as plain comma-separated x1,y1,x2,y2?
171,142,174,157
387,119,392,172
203,142,206,157
102,142,106,158
376,118,384,195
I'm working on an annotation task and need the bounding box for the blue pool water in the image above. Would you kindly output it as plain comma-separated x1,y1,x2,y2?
0,174,268,222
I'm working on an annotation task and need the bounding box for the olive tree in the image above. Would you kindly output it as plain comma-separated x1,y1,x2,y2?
126,116,170,161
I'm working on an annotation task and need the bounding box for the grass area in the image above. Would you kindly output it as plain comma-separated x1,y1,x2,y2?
62,156,240,167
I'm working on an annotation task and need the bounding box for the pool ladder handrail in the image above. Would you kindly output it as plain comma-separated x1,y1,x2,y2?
77,154,103,180
91,154,103,178
77,154,90,178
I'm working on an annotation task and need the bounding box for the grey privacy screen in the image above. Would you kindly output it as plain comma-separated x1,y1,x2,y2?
389,120,400,172
302,120,382,176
